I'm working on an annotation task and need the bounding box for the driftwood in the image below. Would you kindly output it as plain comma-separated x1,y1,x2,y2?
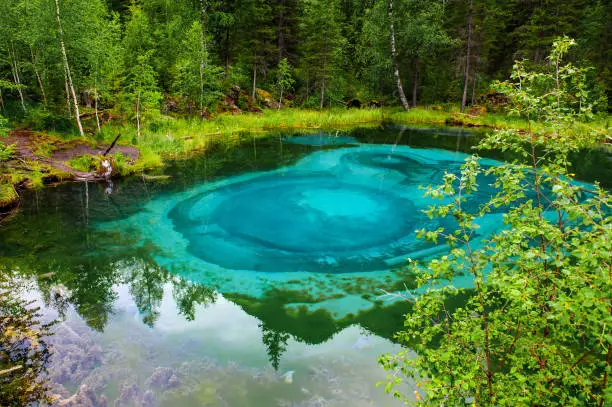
103,133,121,156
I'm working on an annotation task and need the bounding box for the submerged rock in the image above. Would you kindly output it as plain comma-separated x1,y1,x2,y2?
281,370,295,384
54,384,108,407
147,367,180,390
115,381,141,406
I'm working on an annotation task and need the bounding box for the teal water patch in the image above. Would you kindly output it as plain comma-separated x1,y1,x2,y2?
98,144,502,315
283,134,357,146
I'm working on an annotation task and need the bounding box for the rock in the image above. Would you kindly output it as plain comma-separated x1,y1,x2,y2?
114,381,141,407
167,374,180,388
255,88,280,110
147,367,179,390
141,390,155,406
55,384,108,407
281,370,295,384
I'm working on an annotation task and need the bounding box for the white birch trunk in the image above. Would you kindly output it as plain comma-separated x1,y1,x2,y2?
388,0,409,111
94,86,101,132
30,46,47,106
136,92,141,139
55,0,84,136
461,0,473,112
9,47,26,112
199,0,209,112
63,69,72,115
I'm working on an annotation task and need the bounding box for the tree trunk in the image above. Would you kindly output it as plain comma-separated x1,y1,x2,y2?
412,57,419,108
278,89,283,110
320,76,326,109
224,29,230,79
55,0,84,136
277,0,286,62
199,0,209,112
136,92,141,138
30,46,47,106
388,0,409,111
320,36,328,109
461,0,473,112
94,85,101,132
252,64,257,100
471,71,477,106
9,47,26,112
63,69,72,116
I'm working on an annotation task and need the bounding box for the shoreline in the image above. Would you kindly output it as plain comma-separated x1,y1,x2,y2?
1,107,609,216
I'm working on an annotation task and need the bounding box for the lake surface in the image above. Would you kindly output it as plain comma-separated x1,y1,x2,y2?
1,124,609,406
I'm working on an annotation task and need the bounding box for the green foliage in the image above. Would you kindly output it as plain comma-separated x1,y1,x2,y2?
0,144,16,162
173,21,224,111
1,0,610,118
274,58,295,108
123,51,162,132
297,0,345,108
380,38,612,406
68,154,97,172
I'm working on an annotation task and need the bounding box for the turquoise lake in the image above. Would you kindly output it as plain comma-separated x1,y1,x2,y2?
1,124,609,406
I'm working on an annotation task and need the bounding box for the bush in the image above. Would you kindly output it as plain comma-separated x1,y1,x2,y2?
68,154,98,172
380,37,612,406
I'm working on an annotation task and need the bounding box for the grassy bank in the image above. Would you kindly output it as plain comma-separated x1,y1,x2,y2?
96,106,610,173
1,106,610,213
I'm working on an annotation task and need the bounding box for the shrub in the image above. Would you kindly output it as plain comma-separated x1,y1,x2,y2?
379,37,612,406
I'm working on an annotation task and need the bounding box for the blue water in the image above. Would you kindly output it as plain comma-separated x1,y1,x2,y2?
2,126,607,406
99,143,502,317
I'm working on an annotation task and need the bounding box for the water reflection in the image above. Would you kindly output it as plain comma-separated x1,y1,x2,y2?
1,124,608,406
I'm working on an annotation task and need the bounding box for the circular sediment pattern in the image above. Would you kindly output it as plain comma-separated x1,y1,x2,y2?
168,172,418,272
98,142,504,311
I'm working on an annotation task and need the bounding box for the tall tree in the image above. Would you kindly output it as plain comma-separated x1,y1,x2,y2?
125,52,161,138
388,0,409,110
298,0,345,108
55,0,84,135
460,0,473,111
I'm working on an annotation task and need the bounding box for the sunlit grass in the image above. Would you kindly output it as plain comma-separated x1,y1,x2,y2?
90,106,612,175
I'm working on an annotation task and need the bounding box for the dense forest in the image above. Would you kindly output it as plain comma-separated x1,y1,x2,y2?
1,1,612,405
0,0,610,134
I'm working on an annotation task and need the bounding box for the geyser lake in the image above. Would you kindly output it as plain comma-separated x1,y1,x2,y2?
1,124,609,406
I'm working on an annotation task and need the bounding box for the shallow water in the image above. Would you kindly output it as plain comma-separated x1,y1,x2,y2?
1,124,609,406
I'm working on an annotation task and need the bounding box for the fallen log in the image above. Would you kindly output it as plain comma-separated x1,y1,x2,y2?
103,133,121,156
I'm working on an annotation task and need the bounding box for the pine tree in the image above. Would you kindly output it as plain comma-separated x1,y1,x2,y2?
298,0,345,108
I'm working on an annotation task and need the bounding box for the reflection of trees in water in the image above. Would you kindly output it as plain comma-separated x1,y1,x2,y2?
123,257,168,327
172,277,216,321
260,323,290,371
1,236,217,331
0,275,54,405
121,254,217,327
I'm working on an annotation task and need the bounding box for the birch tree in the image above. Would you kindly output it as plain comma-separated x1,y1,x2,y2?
388,0,409,110
55,0,84,135
461,0,473,112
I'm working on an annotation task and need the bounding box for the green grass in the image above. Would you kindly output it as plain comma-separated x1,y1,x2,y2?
0,181,18,207
1,106,609,206
91,106,610,177
68,155,97,172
